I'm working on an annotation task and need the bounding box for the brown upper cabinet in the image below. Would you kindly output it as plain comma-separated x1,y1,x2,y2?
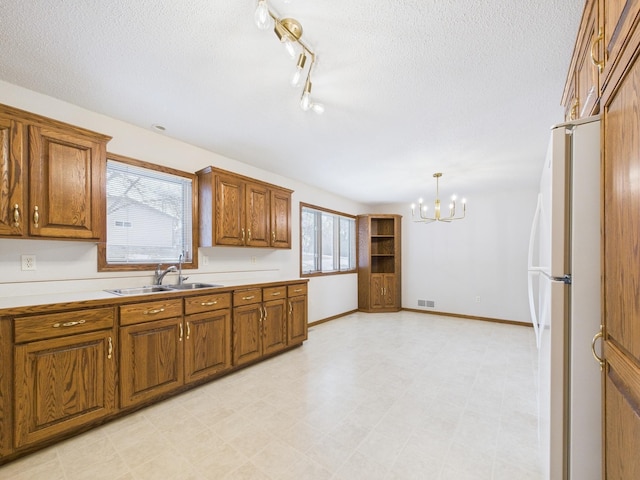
0,104,111,240
197,166,292,248
562,0,600,120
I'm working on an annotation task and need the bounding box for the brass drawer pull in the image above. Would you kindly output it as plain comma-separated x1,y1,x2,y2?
590,28,604,73
271,291,281,296
144,308,165,315
201,300,218,306
53,320,86,328
242,295,255,300
293,288,302,293
13,204,20,227
591,326,604,370
33,205,39,228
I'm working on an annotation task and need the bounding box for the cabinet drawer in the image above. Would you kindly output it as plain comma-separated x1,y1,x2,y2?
287,284,307,297
263,285,286,300
14,307,115,343
233,288,262,306
120,298,182,326
185,292,231,315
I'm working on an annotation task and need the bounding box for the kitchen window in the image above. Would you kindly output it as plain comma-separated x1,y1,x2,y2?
300,203,356,276
98,153,197,271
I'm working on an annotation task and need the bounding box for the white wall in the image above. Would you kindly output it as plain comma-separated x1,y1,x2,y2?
374,187,539,323
0,80,364,322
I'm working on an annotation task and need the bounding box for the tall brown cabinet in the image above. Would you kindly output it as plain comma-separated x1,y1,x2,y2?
357,214,401,312
562,0,640,477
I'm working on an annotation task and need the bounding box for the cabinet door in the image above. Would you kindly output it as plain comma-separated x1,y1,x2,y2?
0,117,25,236
215,173,245,246
575,0,599,118
246,181,270,247
120,317,184,408
602,48,640,479
232,304,262,366
263,298,287,355
288,294,308,345
270,189,291,248
383,274,397,308
28,125,105,239
14,330,117,448
370,274,385,309
184,309,231,384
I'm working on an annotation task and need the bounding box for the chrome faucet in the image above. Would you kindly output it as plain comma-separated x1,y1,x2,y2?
177,253,188,285
154,264,177,285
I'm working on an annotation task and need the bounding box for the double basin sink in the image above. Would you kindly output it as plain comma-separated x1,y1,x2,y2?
107,283,223,296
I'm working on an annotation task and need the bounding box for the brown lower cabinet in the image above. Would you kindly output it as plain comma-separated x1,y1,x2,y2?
0,280,307,464
232,285,288,366
12,308,117,449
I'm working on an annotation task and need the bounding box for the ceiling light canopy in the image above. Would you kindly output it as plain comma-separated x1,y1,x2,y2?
254,0,324,114
411,173,467,223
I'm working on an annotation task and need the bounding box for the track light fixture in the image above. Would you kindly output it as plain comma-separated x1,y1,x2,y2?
254,0,324,114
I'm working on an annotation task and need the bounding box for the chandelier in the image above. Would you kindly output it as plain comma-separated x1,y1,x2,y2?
254,0,324,114
411,173,467,223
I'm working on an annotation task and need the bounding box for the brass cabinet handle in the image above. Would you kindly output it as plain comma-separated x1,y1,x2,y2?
201,300,218,306
241,228,245,243
272,231,276,243
591,326,604,370
107,337,113,360
179,322,184,341
53,320,86,328
186,322,190,340
271,291,281,296
33,205,39,228
248,229,252,242
242,295,255,300
293,288,302,293
262,306,267,322
590,27,604,73
288,301,292,315
144,308,165,315
570,98,579,121
12,204,20,227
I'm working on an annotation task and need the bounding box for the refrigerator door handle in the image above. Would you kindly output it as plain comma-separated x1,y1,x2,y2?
527,193,543,347
528,193,542,271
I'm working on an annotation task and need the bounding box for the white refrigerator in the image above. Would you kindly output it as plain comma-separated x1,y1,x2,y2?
527,116,602,480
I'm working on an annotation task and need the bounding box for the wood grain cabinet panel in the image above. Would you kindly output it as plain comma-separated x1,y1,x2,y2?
232,302,262,366
0,116,25,236
184,306,232,383
287,284,308,345
14,329,117,448
120,317,184,408
246,181,270,247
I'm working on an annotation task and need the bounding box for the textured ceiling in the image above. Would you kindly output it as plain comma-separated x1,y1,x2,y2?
0,0,584,204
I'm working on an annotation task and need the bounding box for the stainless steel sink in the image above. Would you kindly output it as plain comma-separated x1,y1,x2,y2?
106,285,173,296
166,283,223,290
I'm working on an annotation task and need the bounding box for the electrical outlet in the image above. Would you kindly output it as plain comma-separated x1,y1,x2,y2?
251,256,257,264
21,254,36,271
475,296,481,303
202,255,209,266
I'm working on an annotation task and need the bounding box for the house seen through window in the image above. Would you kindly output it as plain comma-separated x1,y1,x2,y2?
99,154,196,271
